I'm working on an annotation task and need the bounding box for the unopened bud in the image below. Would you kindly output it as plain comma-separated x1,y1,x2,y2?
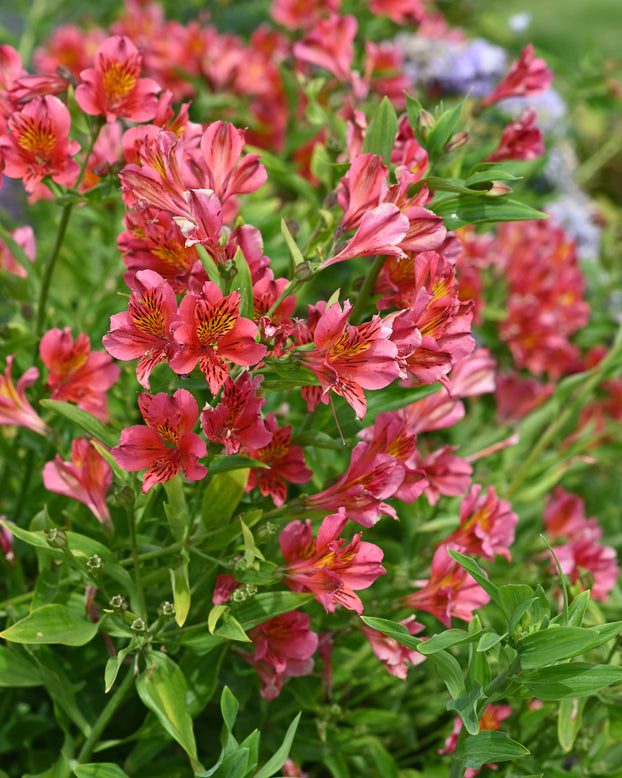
444,131,469,153
417,109,434,141
487,181,512,196
131,617,147,633
44,528,68,549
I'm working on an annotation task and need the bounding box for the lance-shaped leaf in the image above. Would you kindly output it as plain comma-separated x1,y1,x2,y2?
0,604,100,646
74,764,131,778
433,196,547,230
518,663,622,700
40,399,120,449
0,646,42,687
457,730,530,770
363,96,398,166
136,651,200,767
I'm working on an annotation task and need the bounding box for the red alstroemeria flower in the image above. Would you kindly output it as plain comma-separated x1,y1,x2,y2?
240,611,319,701
444,484,518,562
0,44,25,127
201,373,273,455
112,389,207,492
299,300,400,420
337,153,388,232
280,508,386,614
293,14,359,87
481,44,553,109
0,355,49,436
169,281,266,394
245,413,312,507
486,107,544,163
320,203,409,268
402,545,490,627
103,269,181,390
0,95,80,194
75,35,161,122
0,520,14,565
43,438,113,525
417,445,472,507
369,0,428,24
271,0,340,30
40,328,120,423
305,439,404,527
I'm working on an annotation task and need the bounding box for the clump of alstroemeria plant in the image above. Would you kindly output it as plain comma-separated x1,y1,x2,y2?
1,1,621,777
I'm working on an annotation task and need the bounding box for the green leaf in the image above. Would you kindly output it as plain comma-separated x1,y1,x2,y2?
416,629,484,655
196,243,222,287
447,682,485,735
551,589,590,627
0,646,42,687
557,697,586,752
432,196,548,230
233,591,314,631
518,663,622,700
427,650,466,700
104,645,134,693
517,626,612,669
136,651,199,763
170,560,191,627
499,584,534,620
230,246,254,321
197,750,250,778
363,96,398,166
364,739,400,778
254,712,301,778
220,686,239,732
281,218,305,267
213,613,251,643
457,730,529,769
74,765,131,778
446,549,501,610
163,475,189,543
39,399,120,449
31,560,61,611
292,429,349,450
477,632,505,652
0,604,100,646
360,617,422,651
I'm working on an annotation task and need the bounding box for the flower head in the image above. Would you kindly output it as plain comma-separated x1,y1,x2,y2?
280,508,386,614
112,389,207,492
0,355,49,436
43,438,113,524
75,35,161,122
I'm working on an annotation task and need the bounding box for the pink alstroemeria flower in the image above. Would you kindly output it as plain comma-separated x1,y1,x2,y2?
240,611,319,701
112,389,207,492
481,44,553,109
444,484,518,562
402,545,490,627
0,355,49,436
186,121,268,204
75,35,161,122
0,95,80,194
43,438,113,525
103,269,181,390
299,300,399,420
280,508,386,614
0,225,36,278
486,108,544,163
169,281,266,394
40,328,120,423
320,203,409,268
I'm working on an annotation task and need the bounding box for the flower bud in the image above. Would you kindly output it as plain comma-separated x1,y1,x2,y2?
444,131,469,153
110,594,128,613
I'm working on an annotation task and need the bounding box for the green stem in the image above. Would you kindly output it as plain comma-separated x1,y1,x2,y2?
127,502,148,618
0,590,33,612
349,254,385,325
118,542,182,567
35,202,74,343
76,666,135,764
